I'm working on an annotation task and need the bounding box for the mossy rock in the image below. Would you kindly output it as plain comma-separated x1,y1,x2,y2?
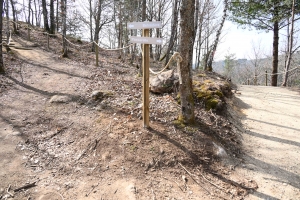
197,73,206,77
205,97,220,110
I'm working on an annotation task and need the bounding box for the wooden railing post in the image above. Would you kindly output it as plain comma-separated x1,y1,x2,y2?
27,26,30,41
95,41,99,67
47,33,50,50
265,71,268,86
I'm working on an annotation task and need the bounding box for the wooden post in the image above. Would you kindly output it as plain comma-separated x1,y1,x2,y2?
265,70,268,86
47,33,50,50
254,75,257,86
142,29,150,128
247,79,250,85
27,26,30,41
95,41,99,67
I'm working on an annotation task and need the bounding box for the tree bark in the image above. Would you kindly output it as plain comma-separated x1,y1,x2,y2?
61,0,67,57
207,0,228,71
9,0,17,32
178,0,195,124
42,0,50,32
28,0,31,24
271,21,279,86
0,0,4,74
50,0,55,34
165,0,179,65
89,0,93,42
282,0,295,87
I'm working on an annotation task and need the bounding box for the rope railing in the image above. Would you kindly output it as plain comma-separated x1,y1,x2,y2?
93,41,135,51
245,66,300,86
1,30,12,46
2,22,185,78
65,37,94,48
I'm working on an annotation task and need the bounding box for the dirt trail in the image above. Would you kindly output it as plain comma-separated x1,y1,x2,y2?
235,85,300,200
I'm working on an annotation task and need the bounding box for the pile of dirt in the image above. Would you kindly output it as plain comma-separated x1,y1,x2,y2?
0,23,255,200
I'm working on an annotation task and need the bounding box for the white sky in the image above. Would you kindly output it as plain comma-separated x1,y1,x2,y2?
215,21,275,61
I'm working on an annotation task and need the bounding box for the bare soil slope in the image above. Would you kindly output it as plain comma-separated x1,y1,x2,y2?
0,28,251,200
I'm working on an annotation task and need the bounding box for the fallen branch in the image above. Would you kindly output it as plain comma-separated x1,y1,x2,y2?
86,182,100,197
197,169,227,193
14,182,37,192
7,184,14,197
178,162,211,195
77,120,112,161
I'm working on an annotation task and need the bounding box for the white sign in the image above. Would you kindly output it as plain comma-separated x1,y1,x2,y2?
130,36,163,45
127,21,162,29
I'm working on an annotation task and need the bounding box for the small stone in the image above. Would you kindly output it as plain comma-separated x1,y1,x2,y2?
91,91,103,100
182,175,187,183
49,95,72,103
12,131,21,136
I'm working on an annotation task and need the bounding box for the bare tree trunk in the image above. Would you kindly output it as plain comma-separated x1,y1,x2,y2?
31,7,34,25
56,0,59,32
164,0,179,65
34,0,38,26
50,0,55,34
9,0,17,32
5,0,9,44
89,0,93,42
0,0,4,73
42,0,50,32
282,0,295,87
61,0,67,57
94,0,103,50
28,0,31,24
178,0,195,124
271,21,279,86
206,0,228,71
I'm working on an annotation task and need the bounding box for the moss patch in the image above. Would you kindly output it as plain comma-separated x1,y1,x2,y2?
192,77,224,111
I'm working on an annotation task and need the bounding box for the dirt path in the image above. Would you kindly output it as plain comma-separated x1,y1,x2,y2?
235,85,300,200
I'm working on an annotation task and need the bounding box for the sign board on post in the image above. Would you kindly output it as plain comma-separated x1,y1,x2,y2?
127,21,162,29
130,36,163,45
128,21,163,128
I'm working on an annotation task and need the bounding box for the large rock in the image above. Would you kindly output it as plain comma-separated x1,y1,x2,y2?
150,70,179,94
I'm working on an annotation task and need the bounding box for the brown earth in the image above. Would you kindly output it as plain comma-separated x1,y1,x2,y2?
0,25,265,200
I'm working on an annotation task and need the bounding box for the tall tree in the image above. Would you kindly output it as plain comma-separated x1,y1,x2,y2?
178,0,196,124
0,0,4,74
41,0,50,32
9,0,17,32
50,0,55,34
61,0,67,57
229,0,300,86
164,0,179,65
93,0,113,51
28,0,31,24
224,52,236,78
282,0,296,87
206,0,228,71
